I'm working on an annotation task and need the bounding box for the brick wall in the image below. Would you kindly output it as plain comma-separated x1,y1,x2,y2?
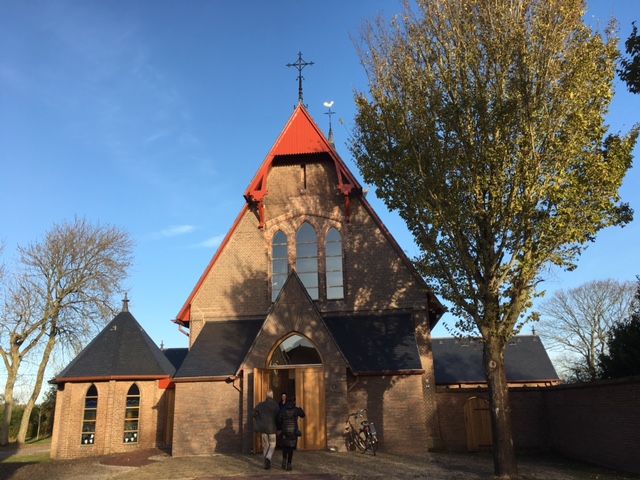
348,373,433,456
51,380,168,460
544,377,640,474
171,381,243,456
435,377,640,475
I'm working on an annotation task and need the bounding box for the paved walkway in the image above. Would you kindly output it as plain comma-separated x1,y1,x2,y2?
1,444,632,480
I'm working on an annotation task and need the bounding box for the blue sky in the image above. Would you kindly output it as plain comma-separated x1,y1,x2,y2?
1,0,639,358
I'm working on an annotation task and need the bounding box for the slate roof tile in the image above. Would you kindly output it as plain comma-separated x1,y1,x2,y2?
56,310,176,381
323,313,422,373
174,319,263,378
432,335,559,384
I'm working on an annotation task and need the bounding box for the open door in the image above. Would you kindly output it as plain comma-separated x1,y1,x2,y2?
295,367,325,450
253,367,270,454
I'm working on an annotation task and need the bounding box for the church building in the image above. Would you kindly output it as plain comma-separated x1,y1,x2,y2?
50,86,453,459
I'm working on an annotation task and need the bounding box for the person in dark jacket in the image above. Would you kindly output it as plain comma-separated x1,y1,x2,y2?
277,395,306,471
252,389,280,469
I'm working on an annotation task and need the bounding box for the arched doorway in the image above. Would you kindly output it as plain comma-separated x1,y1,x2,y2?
254,334,326,451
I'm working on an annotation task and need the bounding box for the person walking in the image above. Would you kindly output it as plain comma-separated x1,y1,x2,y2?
277,395,306,471
253,389,280,469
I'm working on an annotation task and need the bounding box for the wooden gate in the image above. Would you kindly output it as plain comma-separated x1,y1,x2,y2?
464,397,492,451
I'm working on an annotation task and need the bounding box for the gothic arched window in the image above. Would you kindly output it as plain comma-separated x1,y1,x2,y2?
296,222,318,300
81,384,98,445
325,228,344,299
272,231,288,301
123,384,140,443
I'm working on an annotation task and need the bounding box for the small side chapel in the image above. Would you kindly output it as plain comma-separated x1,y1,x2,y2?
50,81,447,459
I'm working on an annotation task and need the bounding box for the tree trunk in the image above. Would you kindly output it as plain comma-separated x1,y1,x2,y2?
17,326,57,444
483,337,519,479
0,392,14,446
0,353,21,446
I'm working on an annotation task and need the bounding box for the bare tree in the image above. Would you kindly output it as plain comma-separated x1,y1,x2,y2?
537,279,636,382
0,217,134,445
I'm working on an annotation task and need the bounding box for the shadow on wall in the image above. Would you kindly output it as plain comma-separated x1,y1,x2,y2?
214,418,240,453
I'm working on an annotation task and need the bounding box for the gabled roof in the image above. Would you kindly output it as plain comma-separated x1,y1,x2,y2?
432,335,559,385
175,104,445,324
244,105,360,204
173,319,264,380
55,310,175,383
324,313,423,374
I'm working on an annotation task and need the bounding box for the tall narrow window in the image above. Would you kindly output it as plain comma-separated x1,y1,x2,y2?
81,384,98,445
272,231,288,301
123,384,140,443
296,222,318,300
326,228,344,299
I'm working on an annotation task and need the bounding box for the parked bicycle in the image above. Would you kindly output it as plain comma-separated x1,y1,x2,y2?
345,408,378,455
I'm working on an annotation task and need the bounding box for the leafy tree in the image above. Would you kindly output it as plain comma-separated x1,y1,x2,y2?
537,279,636,382
618,22,640,94
599,277,640,379
351,0,637,476
0,217,134,445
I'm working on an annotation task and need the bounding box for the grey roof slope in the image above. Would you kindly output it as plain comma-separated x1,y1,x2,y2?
323,313,422,373
432,335,559,384
56,310,176,382
162,347,189,370
174,319,264,379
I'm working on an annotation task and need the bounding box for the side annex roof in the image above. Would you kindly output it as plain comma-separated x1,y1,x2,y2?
54,310,176,383
432,335,559,385
173,319,264,380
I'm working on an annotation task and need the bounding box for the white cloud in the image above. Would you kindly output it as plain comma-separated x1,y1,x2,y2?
197,235,225,249
157,225,195,238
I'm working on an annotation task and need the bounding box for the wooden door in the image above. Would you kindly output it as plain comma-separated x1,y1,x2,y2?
464,397,492,451
253,367,270,453
295,367,325,450
162,389,175,446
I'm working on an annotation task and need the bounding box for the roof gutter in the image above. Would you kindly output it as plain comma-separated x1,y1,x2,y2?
51,374,173,385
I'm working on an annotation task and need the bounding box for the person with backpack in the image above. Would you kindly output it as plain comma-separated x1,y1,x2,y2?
277,395,306,471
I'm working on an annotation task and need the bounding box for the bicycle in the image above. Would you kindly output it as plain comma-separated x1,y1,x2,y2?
345,408,378,455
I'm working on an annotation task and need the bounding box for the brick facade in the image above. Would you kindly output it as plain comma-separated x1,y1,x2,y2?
51,380,169,459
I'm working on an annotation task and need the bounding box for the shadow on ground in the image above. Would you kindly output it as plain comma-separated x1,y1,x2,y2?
1,445,639,480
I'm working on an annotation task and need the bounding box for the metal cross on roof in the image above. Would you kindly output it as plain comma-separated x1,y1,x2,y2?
287,51,315,106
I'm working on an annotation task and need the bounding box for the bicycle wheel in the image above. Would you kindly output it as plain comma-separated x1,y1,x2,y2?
367,433,378,455
354,430,368,452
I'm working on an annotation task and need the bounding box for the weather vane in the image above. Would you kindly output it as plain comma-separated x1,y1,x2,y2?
287,52,315,106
